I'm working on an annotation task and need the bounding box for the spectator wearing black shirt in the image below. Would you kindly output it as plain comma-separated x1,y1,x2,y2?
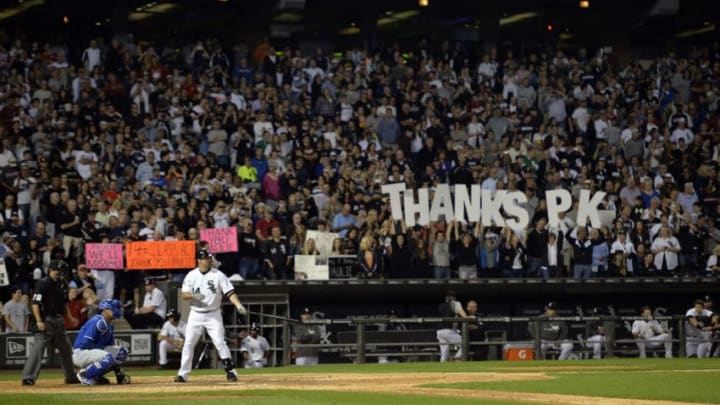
451,221,480,280
237,218,260,279
58,199,83,265
263,226,291,280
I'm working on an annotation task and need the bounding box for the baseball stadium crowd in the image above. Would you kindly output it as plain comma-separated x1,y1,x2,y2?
0,32,719,332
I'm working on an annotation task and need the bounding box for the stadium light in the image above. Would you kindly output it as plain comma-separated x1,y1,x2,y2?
579,1,590,8
418,0,429,7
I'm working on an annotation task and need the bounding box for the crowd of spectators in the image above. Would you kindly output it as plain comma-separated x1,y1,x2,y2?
0,32,719,327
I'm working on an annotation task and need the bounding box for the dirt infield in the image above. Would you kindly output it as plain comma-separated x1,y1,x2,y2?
0,372,709,405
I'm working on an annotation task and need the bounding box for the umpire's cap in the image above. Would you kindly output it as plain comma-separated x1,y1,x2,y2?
197,248,212,259
48,260,68,272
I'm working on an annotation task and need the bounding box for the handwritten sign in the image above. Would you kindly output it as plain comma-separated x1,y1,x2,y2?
0,260,8,286
200,227,238,254
598,210,616,228
306,230,339,258
85,243,124,269
126,241,197,270
294,255,329,280
328,255,358,279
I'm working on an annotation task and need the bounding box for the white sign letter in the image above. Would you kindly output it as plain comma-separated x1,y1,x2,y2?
546,189,573,228
403,188,430,226
481,190,506,227
503,191,529,229
576,189,607,228
454,185,481,223
429,184,455,222
382,183,407,221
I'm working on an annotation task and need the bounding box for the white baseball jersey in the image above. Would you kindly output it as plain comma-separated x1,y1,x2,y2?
631,319,665,340
160,319,187,340
685,308,713,340
241,335,270,365
181,267,235,312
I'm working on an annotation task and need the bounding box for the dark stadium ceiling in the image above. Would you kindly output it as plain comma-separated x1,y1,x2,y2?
0,0,717,47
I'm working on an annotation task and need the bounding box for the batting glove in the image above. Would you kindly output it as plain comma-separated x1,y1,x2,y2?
192,292,206,301
236,304,247,315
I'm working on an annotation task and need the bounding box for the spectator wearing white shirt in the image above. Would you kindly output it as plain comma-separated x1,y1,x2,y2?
81,40,101,72
676,182,699,215
670,119,693,146
571,99,590,135
705,245,720,276
253,112,273,145
610,232,637,275
72,142,98,180
650,226,681,274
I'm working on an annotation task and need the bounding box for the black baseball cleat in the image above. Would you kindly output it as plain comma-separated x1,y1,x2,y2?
21,379,35,386
65,377,81,385
226,371,238,382
95,376,111,385
174,376,186,383
116,373,131,384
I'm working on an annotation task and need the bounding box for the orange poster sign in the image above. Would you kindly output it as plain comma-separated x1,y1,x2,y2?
126,241,197,270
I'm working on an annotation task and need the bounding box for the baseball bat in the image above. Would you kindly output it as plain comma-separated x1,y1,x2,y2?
246,310,297,323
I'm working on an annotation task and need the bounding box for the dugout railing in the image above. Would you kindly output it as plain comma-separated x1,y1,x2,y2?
281,315,702,365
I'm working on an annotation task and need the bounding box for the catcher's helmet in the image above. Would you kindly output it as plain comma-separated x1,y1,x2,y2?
98,299,123,319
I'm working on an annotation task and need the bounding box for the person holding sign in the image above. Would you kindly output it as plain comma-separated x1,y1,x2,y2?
175,248,247,383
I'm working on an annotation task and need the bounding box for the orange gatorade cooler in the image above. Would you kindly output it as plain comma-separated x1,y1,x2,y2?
503,344,535,361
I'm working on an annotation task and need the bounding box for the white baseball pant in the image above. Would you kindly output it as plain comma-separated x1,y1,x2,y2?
72,346,123,369
295,356,318,366
158,340,182,365
585,335,605,359
178,310,231,380
636,333,672,358
436,328,462,362
541,340,574,360
686,339,712,358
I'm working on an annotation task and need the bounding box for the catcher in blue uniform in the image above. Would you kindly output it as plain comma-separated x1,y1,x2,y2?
72,299,131,385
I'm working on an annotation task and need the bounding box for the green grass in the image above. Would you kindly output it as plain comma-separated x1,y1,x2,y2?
0,390,533,405
425,362,720,403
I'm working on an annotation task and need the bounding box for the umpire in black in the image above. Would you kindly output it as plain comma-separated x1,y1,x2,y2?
21,260,80,385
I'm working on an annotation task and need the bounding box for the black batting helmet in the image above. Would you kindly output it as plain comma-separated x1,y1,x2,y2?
167,308,180,320
197,248,212,260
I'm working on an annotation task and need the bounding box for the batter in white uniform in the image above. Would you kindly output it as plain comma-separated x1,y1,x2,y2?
175,248,247,382
241,323,271,368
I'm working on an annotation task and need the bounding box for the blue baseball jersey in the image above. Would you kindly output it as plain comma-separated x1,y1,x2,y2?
73,314,114,350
